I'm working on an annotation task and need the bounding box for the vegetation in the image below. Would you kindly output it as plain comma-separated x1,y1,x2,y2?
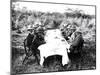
11,4,96,75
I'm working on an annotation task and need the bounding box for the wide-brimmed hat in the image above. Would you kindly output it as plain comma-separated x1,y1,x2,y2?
27,25,34,31
67,25,76,30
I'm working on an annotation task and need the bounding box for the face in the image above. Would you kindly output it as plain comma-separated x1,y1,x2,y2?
29,30,34,34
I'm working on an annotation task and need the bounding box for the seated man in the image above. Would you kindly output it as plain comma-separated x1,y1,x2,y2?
69,31,84,54
24,28,36,56
66,25,84,54
23,28,36,64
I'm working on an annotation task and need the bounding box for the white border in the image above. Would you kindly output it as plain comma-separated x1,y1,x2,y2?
0,0,100,75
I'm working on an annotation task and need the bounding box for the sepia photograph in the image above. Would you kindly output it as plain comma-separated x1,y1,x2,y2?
11,0,96,75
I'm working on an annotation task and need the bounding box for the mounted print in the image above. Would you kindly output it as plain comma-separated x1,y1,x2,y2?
11,0,96,75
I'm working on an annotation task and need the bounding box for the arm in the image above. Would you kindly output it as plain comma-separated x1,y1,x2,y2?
32,34,36,43
71,34,82,47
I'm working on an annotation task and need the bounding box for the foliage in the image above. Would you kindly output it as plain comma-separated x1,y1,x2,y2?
11,6,95,42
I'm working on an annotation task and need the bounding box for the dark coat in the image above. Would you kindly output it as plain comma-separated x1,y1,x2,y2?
23,33,36,56
26,33,35,47
23,32,45,64
69,32,84,53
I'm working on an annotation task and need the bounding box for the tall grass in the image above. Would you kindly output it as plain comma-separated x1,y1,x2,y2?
11,6,95,42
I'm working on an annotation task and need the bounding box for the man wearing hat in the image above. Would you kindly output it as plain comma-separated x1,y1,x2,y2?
67,25,84,55
23,25,36,57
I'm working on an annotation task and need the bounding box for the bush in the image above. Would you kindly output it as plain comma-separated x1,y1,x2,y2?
11,7,95,42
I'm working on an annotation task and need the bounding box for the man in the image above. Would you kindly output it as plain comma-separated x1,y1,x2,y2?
69,32,84,53
23,27,36,64
67,25,84,54
26,28,36,49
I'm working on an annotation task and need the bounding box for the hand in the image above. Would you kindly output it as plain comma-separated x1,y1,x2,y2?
67,49,70,53
68,36,71,39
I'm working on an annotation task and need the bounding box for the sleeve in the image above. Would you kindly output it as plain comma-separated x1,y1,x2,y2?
69,32,75,43
71,34,82,47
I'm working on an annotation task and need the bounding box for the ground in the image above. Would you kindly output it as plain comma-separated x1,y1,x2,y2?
11,31,96,75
